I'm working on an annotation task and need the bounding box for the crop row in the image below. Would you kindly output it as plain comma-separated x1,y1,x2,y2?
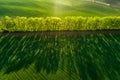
0,16,120,32
0,34,120,80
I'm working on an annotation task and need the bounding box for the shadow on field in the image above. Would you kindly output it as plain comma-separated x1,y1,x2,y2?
0,34,120,80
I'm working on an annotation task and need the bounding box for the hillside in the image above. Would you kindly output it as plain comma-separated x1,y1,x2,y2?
95,0,120,9
0,0,120,17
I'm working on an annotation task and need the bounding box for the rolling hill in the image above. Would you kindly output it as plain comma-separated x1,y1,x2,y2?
95,0,120,9
0,0,120,17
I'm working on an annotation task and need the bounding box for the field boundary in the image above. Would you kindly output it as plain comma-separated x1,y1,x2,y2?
0,30,120,36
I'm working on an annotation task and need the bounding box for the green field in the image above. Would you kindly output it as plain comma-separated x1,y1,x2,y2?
0,0,120,80
0,34,120,80
0,0,120,32
0,0,120,17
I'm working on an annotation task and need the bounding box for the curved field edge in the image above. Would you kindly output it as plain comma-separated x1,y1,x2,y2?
0,16,120,32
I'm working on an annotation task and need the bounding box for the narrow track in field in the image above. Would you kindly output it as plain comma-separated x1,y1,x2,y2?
0,30,120,36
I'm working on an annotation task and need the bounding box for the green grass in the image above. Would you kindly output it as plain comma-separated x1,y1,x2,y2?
0,34,120,80
0,0,120,17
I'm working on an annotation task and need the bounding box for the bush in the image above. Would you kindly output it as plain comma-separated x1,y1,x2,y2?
0,16,120,32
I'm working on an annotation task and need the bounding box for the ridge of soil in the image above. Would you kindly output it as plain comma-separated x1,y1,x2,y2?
0,30,120,36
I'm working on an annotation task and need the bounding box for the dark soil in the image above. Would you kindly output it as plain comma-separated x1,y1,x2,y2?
0,30,120,36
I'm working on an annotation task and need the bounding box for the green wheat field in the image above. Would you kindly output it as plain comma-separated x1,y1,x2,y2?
0,0,120,80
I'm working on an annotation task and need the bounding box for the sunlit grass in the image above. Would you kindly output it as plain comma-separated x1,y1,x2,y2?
0,0,120,17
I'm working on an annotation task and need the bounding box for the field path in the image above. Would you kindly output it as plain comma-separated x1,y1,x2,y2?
0,30,120,36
